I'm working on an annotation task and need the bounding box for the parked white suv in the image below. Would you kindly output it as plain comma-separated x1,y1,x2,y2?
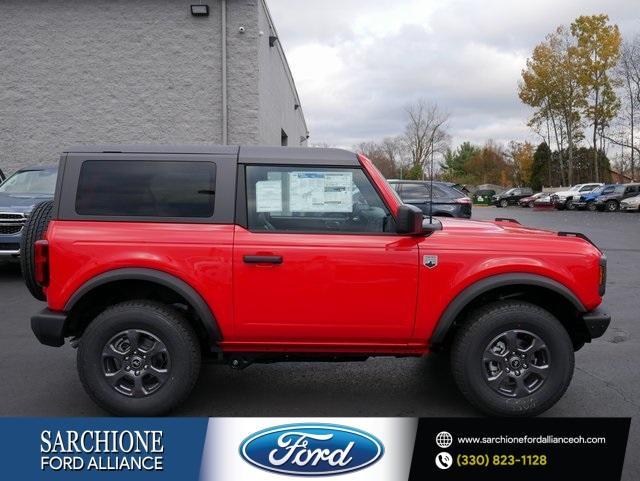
551,183,603,210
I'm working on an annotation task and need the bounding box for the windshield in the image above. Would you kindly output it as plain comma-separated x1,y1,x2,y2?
503,188,516,195
0,169,57,195
569,185,581,191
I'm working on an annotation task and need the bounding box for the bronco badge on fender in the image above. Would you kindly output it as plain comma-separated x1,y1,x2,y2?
239,423,384,476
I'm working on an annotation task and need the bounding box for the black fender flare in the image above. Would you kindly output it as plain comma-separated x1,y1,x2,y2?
64,268,221,342
429,273,586,346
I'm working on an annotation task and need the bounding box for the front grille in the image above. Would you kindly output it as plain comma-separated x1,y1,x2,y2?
0,212,26,237
0,243,19,251
0,225,21,235
0,213,25,220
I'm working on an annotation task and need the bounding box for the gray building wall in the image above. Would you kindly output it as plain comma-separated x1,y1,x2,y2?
0,0,307,175
257,0,308,147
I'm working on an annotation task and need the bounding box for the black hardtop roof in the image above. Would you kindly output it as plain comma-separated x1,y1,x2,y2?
63,144,359,165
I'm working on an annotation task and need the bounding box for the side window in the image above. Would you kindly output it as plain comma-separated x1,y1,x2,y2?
246,166,391,233
400,184,429,199
76,160,216,218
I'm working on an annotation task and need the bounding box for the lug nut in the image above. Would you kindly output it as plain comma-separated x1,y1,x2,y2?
135,371,140,376
125,366,130,371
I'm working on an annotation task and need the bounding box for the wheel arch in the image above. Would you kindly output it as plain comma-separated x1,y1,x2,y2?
64,268,221,345
429,273,587,349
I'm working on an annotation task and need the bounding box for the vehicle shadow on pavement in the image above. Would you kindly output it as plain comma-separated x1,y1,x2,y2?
177,353,476,417
0,260,21,279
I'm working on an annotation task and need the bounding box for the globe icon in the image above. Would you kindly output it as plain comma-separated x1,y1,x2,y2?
435,431,453,448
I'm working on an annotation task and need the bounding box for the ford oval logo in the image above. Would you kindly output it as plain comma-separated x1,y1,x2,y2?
239,423,384,476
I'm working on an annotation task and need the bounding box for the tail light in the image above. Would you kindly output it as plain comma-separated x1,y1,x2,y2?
455,197,472,204
34,240,49,287
599,256,607,296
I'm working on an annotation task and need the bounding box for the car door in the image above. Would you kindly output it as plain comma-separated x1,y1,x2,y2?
623,185,639,199
233,164,420,344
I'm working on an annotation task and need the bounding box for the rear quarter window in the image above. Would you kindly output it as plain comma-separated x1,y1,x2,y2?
75,160,216,218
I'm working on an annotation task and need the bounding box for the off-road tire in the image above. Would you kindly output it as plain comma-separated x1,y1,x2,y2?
20,200,53,300
77,300,201,416
451,301,574,417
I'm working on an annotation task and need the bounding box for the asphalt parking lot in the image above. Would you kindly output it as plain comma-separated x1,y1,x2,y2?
1,207,639,478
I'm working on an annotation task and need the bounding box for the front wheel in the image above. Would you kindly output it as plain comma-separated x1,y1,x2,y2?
565,199,576,210
77,300,201,416
499,199,509,208
451,301,574,417
586,201,597,212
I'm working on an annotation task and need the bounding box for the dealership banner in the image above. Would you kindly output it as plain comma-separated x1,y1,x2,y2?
0,417,629,480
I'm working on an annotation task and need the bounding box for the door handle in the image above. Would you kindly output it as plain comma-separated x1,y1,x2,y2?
243,255,283,264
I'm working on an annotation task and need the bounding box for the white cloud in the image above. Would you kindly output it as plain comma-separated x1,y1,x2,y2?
268,0,640,149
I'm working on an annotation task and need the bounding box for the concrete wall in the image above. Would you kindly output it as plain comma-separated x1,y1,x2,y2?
0,0,225,174
0,0,308,175
256,0,308,147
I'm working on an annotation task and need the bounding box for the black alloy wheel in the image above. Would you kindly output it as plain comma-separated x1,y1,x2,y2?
482,330,549,398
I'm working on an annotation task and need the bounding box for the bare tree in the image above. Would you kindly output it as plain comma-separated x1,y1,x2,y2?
356,141,398,178
403,99,450,179
380,136,406,178
607,37,640,180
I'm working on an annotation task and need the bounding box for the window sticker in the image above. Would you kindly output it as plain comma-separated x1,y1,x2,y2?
256,180,282,212
289,171,353,213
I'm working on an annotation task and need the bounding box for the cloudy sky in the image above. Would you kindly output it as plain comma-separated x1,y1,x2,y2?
268,0,639,150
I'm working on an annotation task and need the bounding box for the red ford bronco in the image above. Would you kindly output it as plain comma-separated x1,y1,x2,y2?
23,145,610,416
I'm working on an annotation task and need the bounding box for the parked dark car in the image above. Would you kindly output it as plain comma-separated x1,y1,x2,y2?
532,193,553,208
518,192,544,207
594,183,640,212
573,184,618,211
0,166,57,256
388,180,472,218
492,187,533,207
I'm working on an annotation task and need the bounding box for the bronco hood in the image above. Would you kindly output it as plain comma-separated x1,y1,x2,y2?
438,217,555,237
435,217,601,254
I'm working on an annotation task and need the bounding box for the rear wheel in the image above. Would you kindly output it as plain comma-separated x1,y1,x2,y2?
605,200,618,212
451,301,574,417
586,201,597,212
20,200,53,300
77,300,201,416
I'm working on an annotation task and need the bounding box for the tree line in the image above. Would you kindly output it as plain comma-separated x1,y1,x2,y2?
354,14,637,190
519,14,637,185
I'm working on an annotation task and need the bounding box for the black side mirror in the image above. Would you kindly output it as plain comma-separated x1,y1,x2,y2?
396,204,424,235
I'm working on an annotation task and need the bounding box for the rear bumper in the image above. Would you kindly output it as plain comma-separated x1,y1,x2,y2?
581,306,611,339
31,308,67,347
